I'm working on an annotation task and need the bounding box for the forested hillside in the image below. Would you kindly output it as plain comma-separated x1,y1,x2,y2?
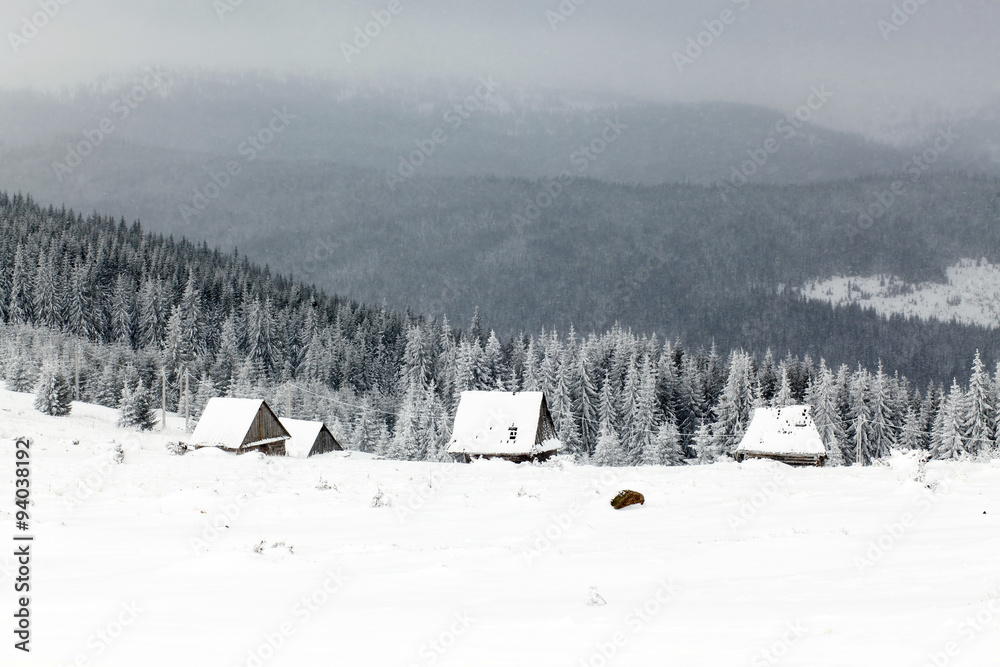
4,140,999,381
3,190,999,467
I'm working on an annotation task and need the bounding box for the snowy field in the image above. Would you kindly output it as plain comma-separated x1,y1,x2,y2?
2,387,1000,667
803,258,1000,329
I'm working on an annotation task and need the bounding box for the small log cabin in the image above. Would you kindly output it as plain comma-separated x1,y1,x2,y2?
447,391,561,463
189,397,290,456
735,405,827,467
279,418,343,458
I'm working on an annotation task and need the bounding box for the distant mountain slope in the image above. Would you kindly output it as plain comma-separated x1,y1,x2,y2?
0,73,954,186
3,142,1000,382
803,259,1000,329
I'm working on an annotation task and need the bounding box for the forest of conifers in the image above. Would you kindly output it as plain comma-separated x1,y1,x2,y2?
1,191,997,465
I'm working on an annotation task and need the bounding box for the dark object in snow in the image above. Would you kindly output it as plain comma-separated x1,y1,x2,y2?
371,488,392,508
611,490,644,510
165,442,188,456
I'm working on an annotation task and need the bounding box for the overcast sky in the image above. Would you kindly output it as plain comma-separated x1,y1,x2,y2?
1,0,997,134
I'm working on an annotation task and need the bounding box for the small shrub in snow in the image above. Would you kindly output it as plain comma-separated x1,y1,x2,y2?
371,488,392,508
110,443,125,465
253,540,294,556
587,586,606,606
165,442,187,456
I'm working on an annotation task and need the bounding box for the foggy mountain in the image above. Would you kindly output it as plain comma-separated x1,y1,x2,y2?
0,73,987,189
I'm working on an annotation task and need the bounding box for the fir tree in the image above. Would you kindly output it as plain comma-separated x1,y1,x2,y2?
772,366,795,407
93,360,121,408
806,360,846,465
33,363,73,416
118,379,157,431
593,420,625,467
4,353,34,393
932,379,969,460
964,351,993,455
642,418,684,466
690,422,718,464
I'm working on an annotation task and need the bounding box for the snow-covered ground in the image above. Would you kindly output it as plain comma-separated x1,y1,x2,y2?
803,258,1000,329
2,387,1000,666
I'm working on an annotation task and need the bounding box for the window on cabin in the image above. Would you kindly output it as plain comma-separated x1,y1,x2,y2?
508,426,518,441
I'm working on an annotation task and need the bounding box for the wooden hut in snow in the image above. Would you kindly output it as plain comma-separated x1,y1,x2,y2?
735,405,827,466
189,397,290,456
279,418,343,458
447,391,561,463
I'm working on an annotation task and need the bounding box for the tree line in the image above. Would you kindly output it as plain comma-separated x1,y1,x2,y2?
1,191,997,465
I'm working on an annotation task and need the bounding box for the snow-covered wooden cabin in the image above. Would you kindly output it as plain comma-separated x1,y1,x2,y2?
278,417,343,458
447,391,561,463
735,405,827,466
189,397,290,456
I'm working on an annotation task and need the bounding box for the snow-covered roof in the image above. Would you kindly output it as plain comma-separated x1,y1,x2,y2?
736,406,826,457
279,417,328,458
448,391,560,456
189,398,289,450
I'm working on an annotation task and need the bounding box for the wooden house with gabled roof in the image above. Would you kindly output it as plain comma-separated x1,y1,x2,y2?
189,397,290,456
447,391,561,463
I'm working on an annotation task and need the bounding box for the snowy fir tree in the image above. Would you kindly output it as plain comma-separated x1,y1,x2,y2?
772,366,795,408
593,419,625,467
117,379,157,431
931,380,969,460
3,352,34,393
33,362,73,416
641,418,684,466
806,360,846,465
191,373,218,422
689,422,719,464
964,351,994,455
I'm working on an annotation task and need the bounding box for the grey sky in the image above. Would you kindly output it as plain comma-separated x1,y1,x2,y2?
1,0,997,134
